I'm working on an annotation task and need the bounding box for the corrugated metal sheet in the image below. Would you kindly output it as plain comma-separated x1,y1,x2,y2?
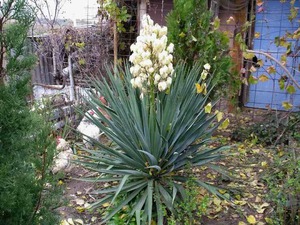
32,54,55,85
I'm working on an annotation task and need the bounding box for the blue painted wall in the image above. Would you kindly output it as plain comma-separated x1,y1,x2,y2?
245,0,300,110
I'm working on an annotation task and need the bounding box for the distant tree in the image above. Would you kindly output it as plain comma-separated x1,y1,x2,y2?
0,0,35,84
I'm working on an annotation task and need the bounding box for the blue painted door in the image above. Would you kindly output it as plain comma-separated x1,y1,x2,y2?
245,0,300,110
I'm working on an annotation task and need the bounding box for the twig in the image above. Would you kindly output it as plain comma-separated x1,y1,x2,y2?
246,49,300,89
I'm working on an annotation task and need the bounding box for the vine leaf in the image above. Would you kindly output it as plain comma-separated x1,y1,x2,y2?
258,74,269,82
286,85,296,94
282,101,293,110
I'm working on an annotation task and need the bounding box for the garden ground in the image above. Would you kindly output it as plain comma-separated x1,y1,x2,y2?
57,109,299,225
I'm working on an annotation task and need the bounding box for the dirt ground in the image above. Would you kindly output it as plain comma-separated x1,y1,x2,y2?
56,108,292,225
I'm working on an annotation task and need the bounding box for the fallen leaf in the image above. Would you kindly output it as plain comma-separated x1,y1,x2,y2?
234,200,247,206
60,220,69,225
213,197,221,206
261,161,267,167
219,118,230,129
265,217,273,223
102,202,110,208
75,198,85,206
218,189,226,194
216,111,224,122
255,196,262,203
75,206,85,213
74,219,84,225
257,222,265,225
238,222,247,225
67,218,75,225
247,215,257,224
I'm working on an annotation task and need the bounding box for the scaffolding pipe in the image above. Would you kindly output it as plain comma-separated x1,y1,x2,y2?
68,55,75,101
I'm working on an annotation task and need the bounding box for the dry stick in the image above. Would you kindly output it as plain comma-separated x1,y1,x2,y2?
28,149,47,225
113,21,118,70
246,49,300,89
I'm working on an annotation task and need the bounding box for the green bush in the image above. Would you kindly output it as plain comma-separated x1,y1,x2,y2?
166,0,239,98
231,112,300,146
263,149,300,225
0,76,60,224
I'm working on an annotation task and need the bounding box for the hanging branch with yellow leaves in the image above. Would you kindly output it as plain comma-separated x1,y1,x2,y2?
97,0,130,68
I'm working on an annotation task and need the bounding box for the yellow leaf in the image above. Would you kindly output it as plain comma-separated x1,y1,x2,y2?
217,112,224,122
75,206,85,213
179,32,186,38
247,215,257,224
262,202,270,207
219,118,230,129
78,58,86,65
257,0,264,6
213,197,221,206
74,219,84,225
234,200,247,206
226,16,235,24
259,74,269,82
267,66,276,74
249,75,258,84
195,83,203,94
265,217,273,224
205,102,212,114
151,220,157,225
102,202,110,208
255,196,262,202
256,207,266,214
243,52,255,60
257,222,265,225
238,222,247,225
282,101,293,110
215,110,224,122
67,218,74,225
286,85,296,94
261,161,267,167
203,83,207,95
250,66,257,72
257,59,264,67
254,32,260,38
58,180,64,185
239,172,247,179
212,16,220,30
218,189,227,194
60,220,69,225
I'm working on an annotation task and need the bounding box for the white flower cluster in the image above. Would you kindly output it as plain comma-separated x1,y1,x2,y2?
201,63,211,80
129,14,174,92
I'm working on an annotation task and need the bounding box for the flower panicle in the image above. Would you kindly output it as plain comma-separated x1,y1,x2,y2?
129,14,174,93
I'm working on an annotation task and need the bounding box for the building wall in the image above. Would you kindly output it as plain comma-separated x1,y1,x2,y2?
147,0,173,25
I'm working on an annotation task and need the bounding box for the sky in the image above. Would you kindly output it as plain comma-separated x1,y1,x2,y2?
35,0,99,20
62,0,98,20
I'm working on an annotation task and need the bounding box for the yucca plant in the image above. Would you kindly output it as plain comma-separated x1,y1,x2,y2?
76,15,229,225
